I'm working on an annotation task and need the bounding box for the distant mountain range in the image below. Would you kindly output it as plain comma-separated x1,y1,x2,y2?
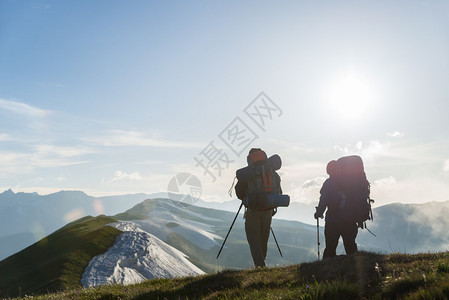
1,189,448,261
194,197,318,225
357,201,449,253
0,189,315,260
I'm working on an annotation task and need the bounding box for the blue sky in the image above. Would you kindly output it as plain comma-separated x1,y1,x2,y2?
1,0,448,206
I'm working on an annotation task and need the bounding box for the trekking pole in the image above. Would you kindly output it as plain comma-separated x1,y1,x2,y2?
271,227,283,257
316,207,320,260
216,202,243,259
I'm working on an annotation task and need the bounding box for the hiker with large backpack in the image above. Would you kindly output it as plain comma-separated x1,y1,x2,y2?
234,148,289,267
314,155,373,259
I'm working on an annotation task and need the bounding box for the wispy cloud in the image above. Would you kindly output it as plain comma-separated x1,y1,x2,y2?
288,176,326,204
139,160,165,165
34,144,95,158
0,153,88,177
334,140,385,159
0,134,12,141
374,176,397,185
265,139,315,154
371,176,449,206
443,160,449,173
333,139,445,164
0,144,93,177
99,171,173,195
85,130,203,149
302,176,326,190
0,98,51,118
387,131,404,138
111,171,143,182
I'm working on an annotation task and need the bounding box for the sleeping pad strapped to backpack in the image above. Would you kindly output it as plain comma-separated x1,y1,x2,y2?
336,155,373,228
236,150,290,210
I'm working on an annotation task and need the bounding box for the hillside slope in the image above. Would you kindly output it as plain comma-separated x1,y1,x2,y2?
0,215,121,298
14,251,449,299
0,215,208,298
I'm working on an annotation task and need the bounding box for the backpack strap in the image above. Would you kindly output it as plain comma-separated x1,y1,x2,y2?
228,176,237,198
369,198,374,221
261,165,274,193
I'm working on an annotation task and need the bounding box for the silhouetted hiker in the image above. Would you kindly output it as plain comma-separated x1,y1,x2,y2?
235,148,283,267
315,156,371,259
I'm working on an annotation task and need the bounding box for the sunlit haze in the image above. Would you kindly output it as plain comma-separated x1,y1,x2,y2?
327,71,375,120
1,0,448,208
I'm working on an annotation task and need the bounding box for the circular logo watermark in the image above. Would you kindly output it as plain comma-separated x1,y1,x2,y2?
167,173,202,205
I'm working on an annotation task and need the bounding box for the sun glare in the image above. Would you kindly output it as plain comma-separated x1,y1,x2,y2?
327,73,374,119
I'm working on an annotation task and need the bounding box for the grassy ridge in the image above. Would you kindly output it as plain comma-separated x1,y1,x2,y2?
0,215,121,298
0,198,320,298
13,251,449,299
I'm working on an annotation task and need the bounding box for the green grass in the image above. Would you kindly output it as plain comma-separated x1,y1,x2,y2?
8,251,449,299
0,215,121,298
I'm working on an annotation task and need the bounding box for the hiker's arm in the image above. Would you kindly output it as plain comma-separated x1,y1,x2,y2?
315,180,330,218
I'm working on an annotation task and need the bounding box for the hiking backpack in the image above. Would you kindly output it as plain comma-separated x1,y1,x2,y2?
336,155,374,228
235,149,289,210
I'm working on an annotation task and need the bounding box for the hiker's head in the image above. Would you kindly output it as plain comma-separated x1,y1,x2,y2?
247,148,267,166
326,160,338,177
249,148,262,155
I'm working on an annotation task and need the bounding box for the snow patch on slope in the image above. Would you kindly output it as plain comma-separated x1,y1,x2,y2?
81,222,204,287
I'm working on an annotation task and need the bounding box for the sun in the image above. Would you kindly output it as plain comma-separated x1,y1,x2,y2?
327,73,374,119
